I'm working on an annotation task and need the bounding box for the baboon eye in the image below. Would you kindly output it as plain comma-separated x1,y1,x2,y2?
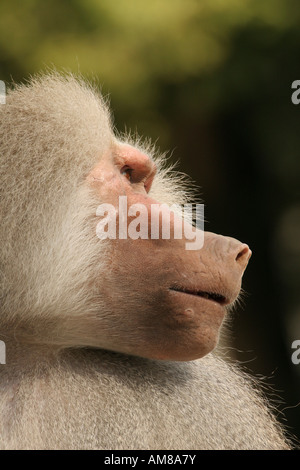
121,165,133,182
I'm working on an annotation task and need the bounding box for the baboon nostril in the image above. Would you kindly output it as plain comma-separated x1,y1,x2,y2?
235,244,252,268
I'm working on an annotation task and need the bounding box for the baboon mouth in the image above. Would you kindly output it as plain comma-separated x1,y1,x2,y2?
169,286,227,305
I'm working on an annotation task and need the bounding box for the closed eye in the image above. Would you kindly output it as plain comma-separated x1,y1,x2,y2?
120,163,156,193
120,165,133,182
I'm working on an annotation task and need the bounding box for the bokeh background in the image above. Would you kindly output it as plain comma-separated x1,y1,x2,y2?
1,0,300,442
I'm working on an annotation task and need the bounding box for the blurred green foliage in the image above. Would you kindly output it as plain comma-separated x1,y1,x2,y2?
1,0,299,140
1,0,300,442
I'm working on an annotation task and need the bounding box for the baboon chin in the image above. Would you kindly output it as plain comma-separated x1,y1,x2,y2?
0,73,291,450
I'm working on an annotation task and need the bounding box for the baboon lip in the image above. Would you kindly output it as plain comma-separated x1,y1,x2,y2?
169,286,227,306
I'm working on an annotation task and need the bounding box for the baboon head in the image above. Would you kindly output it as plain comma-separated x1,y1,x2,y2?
0,74,251,361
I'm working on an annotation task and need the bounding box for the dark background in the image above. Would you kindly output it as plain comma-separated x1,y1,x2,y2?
1,0,300,441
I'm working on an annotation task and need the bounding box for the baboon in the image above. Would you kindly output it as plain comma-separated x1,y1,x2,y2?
0,74,291,450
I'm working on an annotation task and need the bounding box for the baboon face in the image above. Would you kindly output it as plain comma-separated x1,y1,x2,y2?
0,75,251,361
86,141,251,361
